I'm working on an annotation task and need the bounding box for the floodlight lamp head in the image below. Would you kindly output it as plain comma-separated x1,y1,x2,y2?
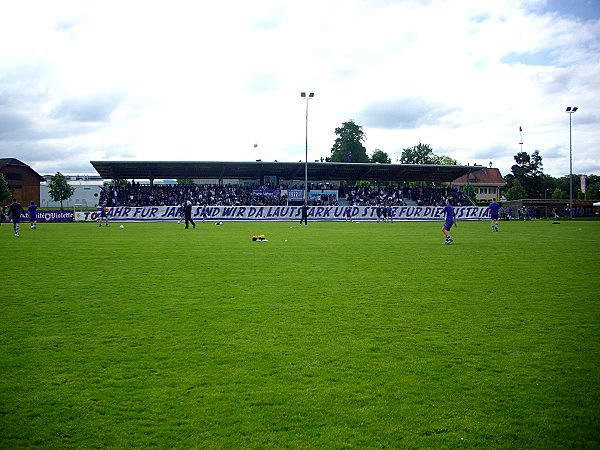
572,107,578,112
301,92,306,98
309,92,314,98
566,107,571,112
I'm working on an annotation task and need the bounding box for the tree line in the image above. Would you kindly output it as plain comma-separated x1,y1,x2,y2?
329,120,456,166
504,150,598,201
329,119,598,201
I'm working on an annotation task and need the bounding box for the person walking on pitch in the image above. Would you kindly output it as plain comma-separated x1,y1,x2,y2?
8,198,25,237
184,200,196,229
98,202,109,227
300,202,308,225
488,198,500,232
441,198,456,245
28,201,38,229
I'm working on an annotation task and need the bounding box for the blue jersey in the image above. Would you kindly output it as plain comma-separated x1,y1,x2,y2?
489,202,500,217
442,204,455,223
28,204,37,219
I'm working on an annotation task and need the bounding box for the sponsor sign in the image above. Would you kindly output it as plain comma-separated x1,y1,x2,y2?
287,189,305,201
75,205,490,222
19,210,74,222
252,188,281,196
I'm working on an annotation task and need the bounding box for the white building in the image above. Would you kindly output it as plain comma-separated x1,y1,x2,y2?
40,178,104,208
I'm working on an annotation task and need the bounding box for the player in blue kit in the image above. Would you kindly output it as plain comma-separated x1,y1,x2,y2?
97,202,109,227
28,201,38,229
441,198,456,245
488,198,500,232
344,206,352,222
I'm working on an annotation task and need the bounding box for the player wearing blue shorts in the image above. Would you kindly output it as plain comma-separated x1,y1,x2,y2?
488,198,500,232
97,202,109,227
344,206,352,222
441,198,456,245
7,198,25,237
28,201,38,229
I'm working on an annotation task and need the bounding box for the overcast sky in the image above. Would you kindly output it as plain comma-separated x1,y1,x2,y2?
1,0,599,178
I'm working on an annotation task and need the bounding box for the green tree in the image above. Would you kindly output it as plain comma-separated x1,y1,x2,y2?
552,188,567,199
505,178,527,200
48,172,75,209
370,149,391,164
330,120,369,163
0,173,10,205
177,179,195,185
431,154,459,165
400,143,435,164
464,183,477,201
585,179,600,200
510,150,544,198
110,179,128,187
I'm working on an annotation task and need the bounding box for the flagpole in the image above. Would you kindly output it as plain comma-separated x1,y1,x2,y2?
519,126,523,152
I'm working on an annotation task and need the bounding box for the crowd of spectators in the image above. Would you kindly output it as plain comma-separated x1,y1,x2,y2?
100,182,288,207
407,186,472,206
99,181,473,207
342,185,406,206
342,185,472,207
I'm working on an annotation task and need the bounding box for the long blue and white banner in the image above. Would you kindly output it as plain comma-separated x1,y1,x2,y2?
75,205,490,222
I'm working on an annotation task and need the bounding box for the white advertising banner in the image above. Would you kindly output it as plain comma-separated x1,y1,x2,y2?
75,205,490,222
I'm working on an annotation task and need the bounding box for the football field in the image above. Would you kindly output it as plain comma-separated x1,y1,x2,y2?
1,219,599,448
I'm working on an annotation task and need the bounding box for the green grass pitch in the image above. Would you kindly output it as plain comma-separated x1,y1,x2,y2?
1,219,599,448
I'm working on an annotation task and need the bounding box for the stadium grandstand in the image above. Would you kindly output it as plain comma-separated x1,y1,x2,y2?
92,160,481,207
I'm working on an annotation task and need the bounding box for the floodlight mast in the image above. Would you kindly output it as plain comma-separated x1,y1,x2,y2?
301,92,314,204
566,106,578,218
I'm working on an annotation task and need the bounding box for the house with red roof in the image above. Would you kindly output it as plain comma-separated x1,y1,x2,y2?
452,167,506,202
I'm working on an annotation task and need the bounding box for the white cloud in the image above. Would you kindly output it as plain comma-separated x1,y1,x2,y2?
0,0,598,178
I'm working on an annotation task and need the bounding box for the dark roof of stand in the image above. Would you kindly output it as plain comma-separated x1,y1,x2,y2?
91,160,483,183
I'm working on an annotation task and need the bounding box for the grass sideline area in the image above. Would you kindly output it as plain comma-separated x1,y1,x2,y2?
1,219,599,448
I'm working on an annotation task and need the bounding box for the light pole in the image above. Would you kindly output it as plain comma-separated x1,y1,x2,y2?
566,106,578,218
301,92,314,204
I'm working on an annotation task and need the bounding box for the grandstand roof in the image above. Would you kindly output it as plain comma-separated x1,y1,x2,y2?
90,160,483,183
